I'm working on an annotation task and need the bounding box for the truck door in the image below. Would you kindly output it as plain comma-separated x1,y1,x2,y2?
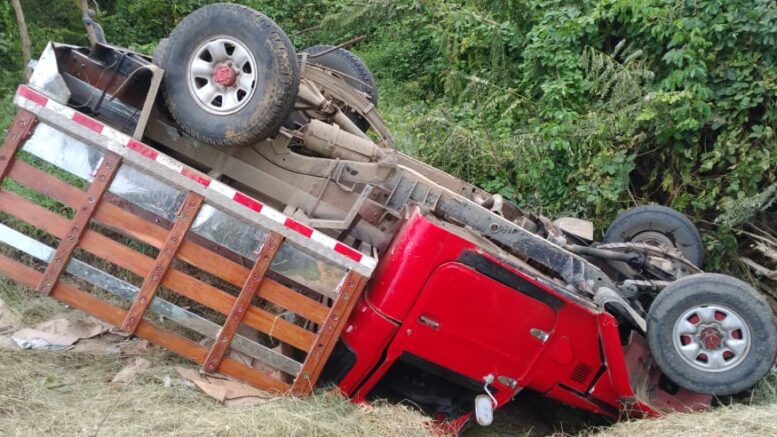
394,252,560,384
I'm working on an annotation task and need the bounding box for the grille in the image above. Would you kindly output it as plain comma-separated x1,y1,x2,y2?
570,363,594,383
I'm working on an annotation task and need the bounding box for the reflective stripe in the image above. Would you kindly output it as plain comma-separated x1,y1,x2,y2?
13,85,378,272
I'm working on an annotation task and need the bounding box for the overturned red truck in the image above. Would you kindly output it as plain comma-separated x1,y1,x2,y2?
1,4,774,434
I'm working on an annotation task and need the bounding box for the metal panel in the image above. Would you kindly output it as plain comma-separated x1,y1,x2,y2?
23,126,347,297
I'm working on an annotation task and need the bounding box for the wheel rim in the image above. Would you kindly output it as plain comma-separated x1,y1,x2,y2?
186,36,257,115
631,230,674,250
672,304,751,372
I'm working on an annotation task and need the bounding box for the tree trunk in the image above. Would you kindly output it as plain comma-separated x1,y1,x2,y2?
79,0,97,46
10,0,31,80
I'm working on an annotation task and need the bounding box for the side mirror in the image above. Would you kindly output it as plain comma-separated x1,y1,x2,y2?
474,394,494,426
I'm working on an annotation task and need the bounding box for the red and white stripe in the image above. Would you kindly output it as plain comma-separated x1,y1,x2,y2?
14,85,377,272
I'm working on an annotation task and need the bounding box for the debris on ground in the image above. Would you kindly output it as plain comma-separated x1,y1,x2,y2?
111,357,152,384
10,316,108,350
4,314,151,355
176,366,271,406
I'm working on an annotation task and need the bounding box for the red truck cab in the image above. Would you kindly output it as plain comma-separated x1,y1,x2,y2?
324,209,711,432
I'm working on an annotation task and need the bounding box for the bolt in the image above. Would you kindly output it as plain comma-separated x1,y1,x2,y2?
221,336,229,343
489,223,499,232
0,156,6,162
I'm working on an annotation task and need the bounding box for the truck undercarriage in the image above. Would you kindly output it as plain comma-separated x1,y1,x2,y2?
0,4,774,434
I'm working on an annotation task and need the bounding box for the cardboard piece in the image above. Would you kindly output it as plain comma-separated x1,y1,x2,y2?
176,367,270,406
11,317,109,350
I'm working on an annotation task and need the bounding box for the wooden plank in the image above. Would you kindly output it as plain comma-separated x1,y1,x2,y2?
0,110,37,183
7,161,330,325
291,271,368,395
0,253,290,393
0,190,315,351
204,233,284,373
122,192,203,334
37,153,121,295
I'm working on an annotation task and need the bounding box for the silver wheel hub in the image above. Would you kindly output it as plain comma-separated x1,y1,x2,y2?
672,304,750,372
631,230,674,250
187,36,257,115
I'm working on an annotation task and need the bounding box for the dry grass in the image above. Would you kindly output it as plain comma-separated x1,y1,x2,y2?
2,277,777,437
0,349,431,437
0,279,431,437
588,404,777,437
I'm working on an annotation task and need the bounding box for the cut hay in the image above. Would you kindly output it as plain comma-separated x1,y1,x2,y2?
588,403,777,437
0,350,431,436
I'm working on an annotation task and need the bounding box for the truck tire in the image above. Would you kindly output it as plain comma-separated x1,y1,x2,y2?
604,205,704,266
289,45,377,131
647,273,777,395
160,3,299,147
152,38,169,68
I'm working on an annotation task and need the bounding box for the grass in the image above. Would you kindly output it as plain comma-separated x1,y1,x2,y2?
0,279,432,437
3,277,777,437
0,350,431,436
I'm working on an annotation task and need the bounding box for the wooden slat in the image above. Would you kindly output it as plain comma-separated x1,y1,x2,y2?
0,110,37,182
122,192,203,333
7,161,330,325
204,233,284,373
0,252,290,393
37,153,121,295
291,271,368,395
0,190,315,351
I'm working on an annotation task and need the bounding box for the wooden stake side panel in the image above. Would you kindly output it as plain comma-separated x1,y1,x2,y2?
292,271,368,395
204,232,284,373
0,114,368,395
0,110,37,181
122,192,203,334
38,153,121,295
